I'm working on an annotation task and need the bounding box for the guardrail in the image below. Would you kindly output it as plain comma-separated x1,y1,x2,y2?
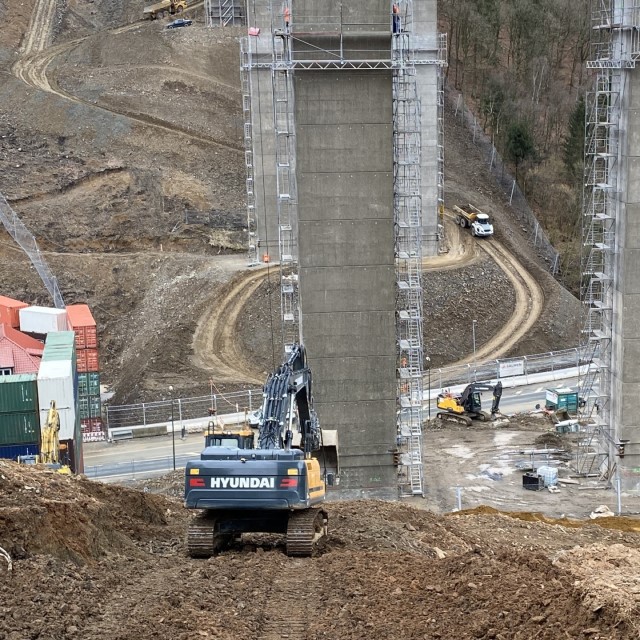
105,346,590,429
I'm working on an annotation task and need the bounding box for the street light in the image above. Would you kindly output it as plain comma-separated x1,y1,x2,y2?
425,355,431,419
472,320,478,382
169,385,176,471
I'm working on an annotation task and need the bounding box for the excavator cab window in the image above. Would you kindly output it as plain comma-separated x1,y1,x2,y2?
205,434,255,449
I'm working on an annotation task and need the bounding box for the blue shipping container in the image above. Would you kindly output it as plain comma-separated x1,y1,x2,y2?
0,443,40,460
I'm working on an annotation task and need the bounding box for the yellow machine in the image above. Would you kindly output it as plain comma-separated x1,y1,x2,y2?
40,400,61,464
436,382,503,426
143,0,187,19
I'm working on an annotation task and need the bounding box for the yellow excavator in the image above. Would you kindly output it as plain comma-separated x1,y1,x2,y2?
436,382,503,426
38,401,71,473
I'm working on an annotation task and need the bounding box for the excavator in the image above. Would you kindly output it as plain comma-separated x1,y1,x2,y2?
184,344,337,558
436,381,503,426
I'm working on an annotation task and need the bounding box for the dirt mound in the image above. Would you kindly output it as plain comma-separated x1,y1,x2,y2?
0,461,186,563
3,473,640,639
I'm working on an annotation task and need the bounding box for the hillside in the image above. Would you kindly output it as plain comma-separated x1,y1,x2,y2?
1,461,640,639
0,0,580,405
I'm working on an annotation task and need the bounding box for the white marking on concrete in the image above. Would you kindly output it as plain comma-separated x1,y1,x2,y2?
444,445,474,459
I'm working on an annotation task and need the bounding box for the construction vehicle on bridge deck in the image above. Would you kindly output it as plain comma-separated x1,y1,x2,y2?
453,203,494,237
436,381,503,426
184,344,338,557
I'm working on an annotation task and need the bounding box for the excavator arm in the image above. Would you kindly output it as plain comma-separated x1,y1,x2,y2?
257,344,321,455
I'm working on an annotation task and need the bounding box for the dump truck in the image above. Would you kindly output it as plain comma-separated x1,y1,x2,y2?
453,203,494,237
143,0,187,20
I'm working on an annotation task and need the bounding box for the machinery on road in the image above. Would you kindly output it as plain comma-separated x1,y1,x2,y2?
143,0,187,20
436,381,503,426
184,344,337,558
453,204,494,237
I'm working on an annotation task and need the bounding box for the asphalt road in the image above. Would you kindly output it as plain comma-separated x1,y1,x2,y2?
85,377,581,482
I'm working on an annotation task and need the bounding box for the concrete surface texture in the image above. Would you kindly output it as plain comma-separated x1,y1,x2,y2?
295,62,396,494
614,63,640,491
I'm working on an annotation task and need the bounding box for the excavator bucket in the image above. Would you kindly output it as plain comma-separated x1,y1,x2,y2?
318,429,339,483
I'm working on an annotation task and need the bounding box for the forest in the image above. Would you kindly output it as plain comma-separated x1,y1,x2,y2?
440,0,591,292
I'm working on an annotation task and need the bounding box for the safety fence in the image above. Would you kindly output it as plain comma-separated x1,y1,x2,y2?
449,89,560,275
105,346,590,428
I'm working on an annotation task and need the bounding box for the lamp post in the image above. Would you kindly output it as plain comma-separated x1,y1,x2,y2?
169,385,176,471
472,320,478,382
425,355,431,419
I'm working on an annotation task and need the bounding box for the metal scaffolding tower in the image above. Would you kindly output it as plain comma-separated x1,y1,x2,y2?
205,0,245,27
240,38,260,267
578,0,640,479
393,15,425,497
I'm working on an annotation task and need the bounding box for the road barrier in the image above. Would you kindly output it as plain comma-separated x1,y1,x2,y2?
105,347,590,429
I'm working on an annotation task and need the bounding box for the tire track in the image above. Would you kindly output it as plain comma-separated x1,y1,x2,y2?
12,6,242,152
452,237,544,365
191,267,273,385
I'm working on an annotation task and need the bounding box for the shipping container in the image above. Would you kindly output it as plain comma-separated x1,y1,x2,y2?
0,373,38,414
37,359,77,440
44,331,76,348
0,296,29,329
87,372,100,396
77,348,99,373
19,306,68,335
89,395,101,419
0,411,40,445
66,304,98,350
78,396,89,419
77,373,89,396
0,442,40,461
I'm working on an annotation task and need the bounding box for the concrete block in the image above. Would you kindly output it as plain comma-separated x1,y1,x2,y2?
314,399,396,431
623,156,640,201
298,219,394,266
310,355,396,401
299,265,396,312
621,295,640,339
302,311,396,357
297,124,393,172
295,72,392,124
622,203,640,249
297,172,392,220
622,339,640,382
622,249,640,294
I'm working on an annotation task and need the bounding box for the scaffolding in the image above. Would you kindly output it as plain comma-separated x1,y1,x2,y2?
242,0,444,496
240,38,260,266
205,0,245,27
578,0,640,479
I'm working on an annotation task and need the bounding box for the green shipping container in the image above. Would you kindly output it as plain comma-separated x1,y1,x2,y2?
45,331,76,347
88,372,100,396
0,374,38,414
89,395,101,419
0,412,40,445
78,396,89,419
77,373,89,396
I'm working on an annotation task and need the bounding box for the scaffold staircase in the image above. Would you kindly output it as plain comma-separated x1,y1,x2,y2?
577,0,640,479
393,14,425,497
240,38,259,266
271,21,300,352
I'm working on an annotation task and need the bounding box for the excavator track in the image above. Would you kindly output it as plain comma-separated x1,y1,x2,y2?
286,508,328,557
187,513,231,558
436,411,473,427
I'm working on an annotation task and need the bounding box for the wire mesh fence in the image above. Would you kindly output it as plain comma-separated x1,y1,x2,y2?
449,90,560,275
0,192,65,308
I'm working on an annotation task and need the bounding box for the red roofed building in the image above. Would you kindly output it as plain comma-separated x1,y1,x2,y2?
0,324,44,375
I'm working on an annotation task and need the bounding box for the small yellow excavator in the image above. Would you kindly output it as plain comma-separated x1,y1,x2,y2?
436,381,503,426
39,401,71,473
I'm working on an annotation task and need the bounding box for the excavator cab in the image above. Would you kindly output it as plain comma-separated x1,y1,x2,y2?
204,421,255,450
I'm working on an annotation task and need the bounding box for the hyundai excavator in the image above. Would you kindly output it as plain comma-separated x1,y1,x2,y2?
436,381,503,426
184,344,336,557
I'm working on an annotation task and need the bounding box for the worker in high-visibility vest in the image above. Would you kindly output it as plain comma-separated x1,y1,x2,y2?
284,5,291,30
